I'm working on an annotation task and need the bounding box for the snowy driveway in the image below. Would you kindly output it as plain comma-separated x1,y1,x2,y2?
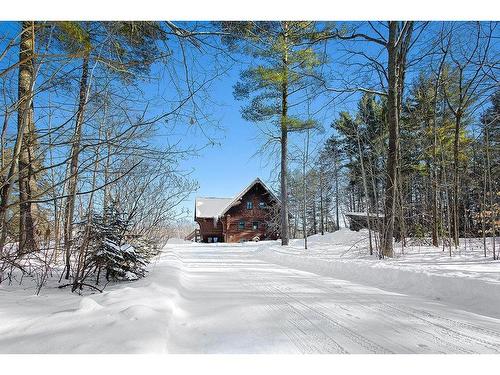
1,242,500,353
162,243,500,353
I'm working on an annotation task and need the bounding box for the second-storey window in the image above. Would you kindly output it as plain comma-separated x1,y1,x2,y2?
246,201,253,209
259,201,266,209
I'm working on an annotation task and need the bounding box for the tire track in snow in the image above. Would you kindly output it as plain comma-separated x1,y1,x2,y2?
258,280,393,354
241,273,348,353
256,253,500,353
290,270,489,353
378,303,500,353
277,269,471,353
394,305,500,341
169,246,500,354
245,270,391,353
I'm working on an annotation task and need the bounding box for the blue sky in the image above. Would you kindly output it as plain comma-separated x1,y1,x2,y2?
180,78,277,209
152,23,355,215
4,22,492,220
0,21,376,218
0,21,280,216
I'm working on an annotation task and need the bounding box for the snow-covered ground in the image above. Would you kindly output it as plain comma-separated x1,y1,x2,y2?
256,229,500,319
1,230,499,353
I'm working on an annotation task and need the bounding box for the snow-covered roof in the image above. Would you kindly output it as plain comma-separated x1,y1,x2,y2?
195,197,233,219
195,178,280,219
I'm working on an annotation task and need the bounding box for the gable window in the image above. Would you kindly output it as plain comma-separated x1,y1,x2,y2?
239,220,245,229
246,201,253,209
252,221,259,230
259,201,266,209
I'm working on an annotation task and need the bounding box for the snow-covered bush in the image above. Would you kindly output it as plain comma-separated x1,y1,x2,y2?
74,201,158,287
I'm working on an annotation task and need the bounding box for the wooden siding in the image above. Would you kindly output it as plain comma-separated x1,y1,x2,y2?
221,183,278,243
195,217,224,242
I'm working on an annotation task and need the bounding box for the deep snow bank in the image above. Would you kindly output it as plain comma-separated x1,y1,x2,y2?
0,251,187,353
256,230,500,319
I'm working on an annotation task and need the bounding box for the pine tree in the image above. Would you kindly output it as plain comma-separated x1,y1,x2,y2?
92,201,147,281
68,200,155,292
223,21,324,245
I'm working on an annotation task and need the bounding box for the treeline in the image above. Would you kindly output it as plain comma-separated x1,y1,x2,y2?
0,21,222,291
280,22,498,258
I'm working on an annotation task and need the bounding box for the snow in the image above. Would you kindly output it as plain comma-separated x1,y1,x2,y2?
167,238,192,244
195,197,233,218
256,229,500,319
1,229,499,353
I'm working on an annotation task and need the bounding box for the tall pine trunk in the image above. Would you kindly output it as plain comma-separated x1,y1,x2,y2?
430,55,446,247
319,172,324,235
381,21,412,258
452,111,462,248
484,116,496,259
280,22,290,246
356,127,373,255
334,155,340,231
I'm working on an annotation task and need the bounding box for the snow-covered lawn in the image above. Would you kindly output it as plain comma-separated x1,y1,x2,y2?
1,230,499,353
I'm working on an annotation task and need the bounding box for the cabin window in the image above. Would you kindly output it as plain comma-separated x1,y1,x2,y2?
252,221,259,230
259,201,266,209
239,220,245,229
246,201,253,209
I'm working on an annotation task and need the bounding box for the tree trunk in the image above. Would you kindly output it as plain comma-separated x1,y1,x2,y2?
481,158,488,257
320,172,324,235
17,21,37,254
302,129,310,249
356,128,373,256
0,31,35,252
312,197,317,234
484,116,496,259
452,111,461,248
64,55,90,280
334,153,340,230
381,21,400,258
430,59,445,248
280,22,290,246
367,151,381,253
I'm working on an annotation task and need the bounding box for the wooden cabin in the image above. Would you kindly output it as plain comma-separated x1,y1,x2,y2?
194,178,280,243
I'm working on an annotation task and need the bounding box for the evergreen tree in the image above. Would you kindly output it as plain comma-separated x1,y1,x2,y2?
223,21,324,245
70,200,156,292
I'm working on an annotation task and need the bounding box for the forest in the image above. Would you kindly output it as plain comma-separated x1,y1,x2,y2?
0,21,498,293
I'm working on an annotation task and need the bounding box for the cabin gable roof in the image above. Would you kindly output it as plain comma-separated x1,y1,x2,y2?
220,178,280,216
194,178,279,220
